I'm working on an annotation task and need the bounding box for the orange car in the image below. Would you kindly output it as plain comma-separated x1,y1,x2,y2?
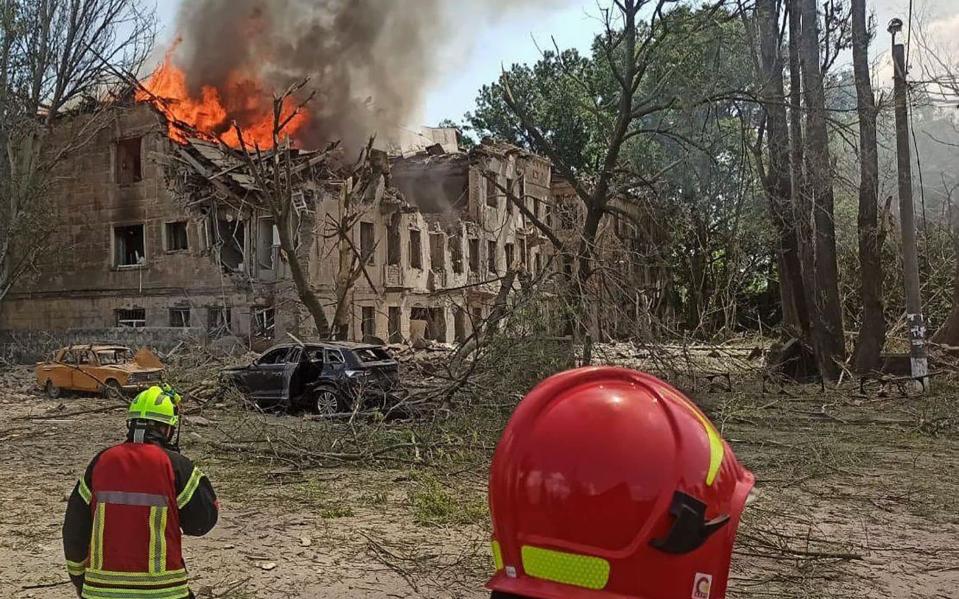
36,345,165,399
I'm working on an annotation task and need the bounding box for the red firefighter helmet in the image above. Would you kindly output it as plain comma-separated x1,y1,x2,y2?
487,367,754,599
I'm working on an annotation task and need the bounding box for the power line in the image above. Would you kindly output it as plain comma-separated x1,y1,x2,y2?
906,0,914,67
906,86,927,236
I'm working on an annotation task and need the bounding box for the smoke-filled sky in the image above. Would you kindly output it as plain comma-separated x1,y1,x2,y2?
152,0,959,135
152,0,596,136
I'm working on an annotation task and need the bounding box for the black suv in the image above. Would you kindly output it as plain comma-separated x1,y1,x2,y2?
220,342,403,414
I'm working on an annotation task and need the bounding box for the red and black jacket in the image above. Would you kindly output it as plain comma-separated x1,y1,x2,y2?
62,431,218,599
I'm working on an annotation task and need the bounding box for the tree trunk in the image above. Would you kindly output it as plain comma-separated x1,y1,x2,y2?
798,0,846,380
331,185,359,340
787,0,818,341
757,0,811,339
277,212,331,339
787,0,804,197
933,205,959,346
850,0,886,372
574,205,604,336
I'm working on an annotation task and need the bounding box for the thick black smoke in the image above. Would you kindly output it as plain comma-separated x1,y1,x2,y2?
173,0,572,151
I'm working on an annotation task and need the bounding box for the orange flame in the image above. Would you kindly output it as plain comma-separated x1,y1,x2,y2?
137,50,308,148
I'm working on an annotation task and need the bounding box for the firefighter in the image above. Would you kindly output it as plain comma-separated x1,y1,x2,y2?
63,384,218,599
486,367,755,599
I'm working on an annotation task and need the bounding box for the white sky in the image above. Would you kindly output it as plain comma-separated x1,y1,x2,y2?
152,0,959,125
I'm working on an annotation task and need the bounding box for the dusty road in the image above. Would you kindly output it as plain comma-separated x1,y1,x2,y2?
1,367,489,599
2,364,959,598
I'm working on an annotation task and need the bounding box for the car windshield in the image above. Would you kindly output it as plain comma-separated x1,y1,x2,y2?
97,349,132,365
354,347,393,363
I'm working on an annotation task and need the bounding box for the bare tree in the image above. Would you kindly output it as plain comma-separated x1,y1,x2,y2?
753,0,811,341
0,0,154,310
797,0,846,379
911,15,959,346
231,83,387,341
324,144,388,340
498,0,694,336
849,0,886,372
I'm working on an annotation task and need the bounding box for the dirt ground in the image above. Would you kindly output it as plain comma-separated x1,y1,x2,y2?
2,363,958,598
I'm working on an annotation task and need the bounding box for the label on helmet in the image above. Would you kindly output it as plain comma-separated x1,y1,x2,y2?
692,573,712,599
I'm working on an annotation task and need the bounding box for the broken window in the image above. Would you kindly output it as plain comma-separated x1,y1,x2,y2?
207,307,232,334
257,218,278,269
387,217,401,265
165,221,189,252
454,307,467,343
468,238,479,272
472,307,483,333
506,177,515,215
197,217,211,251
388,306,402,343
116,308,145,328
217,219,246,271
519,178,528,224
534,198,542,220
430,232,445,272
558,202,576,229
519,238,528,266
411,307,447,341
97,348,133,365
253,307,275,338
409,229,422,269
325,349,345,364
362,306,376,339
258,347,291,365
169,307,191,328
505,243,515,270
114,224,145,267
535,252,543,276
449,236,464,274
486,173,498,208
360,221,375,265
116,137,142,185
488,240,498,274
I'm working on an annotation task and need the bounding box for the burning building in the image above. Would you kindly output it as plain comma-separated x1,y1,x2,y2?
0,97,555,347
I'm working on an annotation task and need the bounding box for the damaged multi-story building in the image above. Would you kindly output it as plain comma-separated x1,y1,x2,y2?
0,101,555,346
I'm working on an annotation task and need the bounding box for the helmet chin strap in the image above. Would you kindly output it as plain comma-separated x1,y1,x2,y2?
169,418,181,452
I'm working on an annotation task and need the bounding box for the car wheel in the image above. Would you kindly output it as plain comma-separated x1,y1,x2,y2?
102,380,124,400
45,380,61,399
313,386,342,416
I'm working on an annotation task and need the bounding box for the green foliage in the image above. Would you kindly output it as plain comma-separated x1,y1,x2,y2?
473,297,576,399
319,504,355,519
466,48,602,173
460,5,779,337
408,473,487,527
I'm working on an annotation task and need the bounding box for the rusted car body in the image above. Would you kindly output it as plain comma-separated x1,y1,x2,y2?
36,345,165,398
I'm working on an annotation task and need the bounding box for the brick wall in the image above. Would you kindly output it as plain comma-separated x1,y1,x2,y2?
0,327,205,364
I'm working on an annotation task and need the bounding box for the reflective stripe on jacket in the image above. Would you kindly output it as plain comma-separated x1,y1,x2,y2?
63,436,218,598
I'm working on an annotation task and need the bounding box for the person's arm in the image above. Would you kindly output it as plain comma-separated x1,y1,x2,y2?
167,450,219,536
62,458,98,596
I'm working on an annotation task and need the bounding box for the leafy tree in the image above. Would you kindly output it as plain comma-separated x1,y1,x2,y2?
466,48,600,173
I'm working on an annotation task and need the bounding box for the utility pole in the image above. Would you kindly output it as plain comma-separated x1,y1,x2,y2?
889,18,929,390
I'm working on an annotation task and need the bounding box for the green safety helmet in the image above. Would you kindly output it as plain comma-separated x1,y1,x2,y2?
128,384,182,427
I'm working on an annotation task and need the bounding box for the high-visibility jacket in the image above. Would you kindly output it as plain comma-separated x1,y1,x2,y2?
62,431,218,599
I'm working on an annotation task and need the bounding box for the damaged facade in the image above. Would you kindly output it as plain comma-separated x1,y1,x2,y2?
0,103,554,345
551,178,669,339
